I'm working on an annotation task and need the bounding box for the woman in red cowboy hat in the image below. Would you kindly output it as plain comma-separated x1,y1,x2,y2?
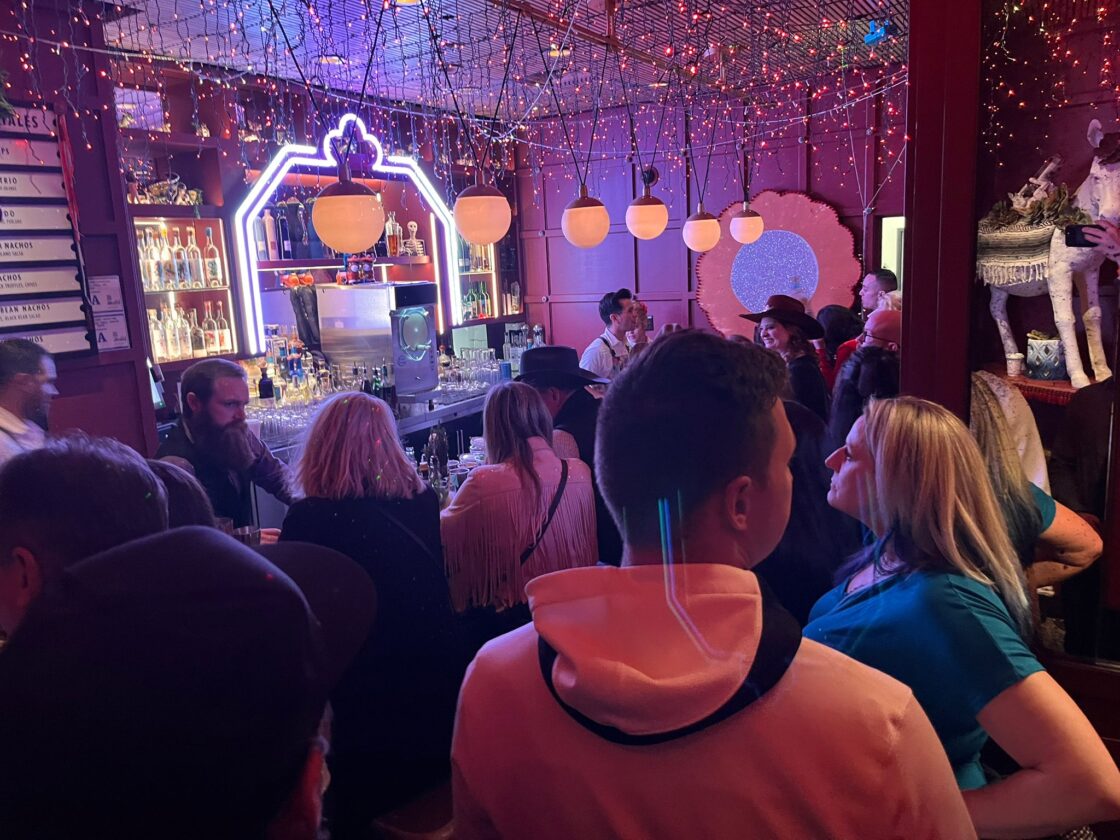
742,295,829,422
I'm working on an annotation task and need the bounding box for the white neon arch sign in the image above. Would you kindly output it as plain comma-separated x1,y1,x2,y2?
234,113,458,354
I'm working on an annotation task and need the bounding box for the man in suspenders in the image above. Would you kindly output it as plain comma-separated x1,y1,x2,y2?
579,288,646,381
0,339,56,468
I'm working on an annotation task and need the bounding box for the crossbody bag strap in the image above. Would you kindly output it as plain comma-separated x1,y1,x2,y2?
520,460,569,566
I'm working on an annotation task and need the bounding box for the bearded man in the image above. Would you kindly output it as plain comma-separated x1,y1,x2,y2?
157,359,295,528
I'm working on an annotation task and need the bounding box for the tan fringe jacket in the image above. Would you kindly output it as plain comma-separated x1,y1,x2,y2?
440,437,598,612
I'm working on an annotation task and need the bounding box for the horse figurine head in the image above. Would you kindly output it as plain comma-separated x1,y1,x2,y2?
1084,119,1120,223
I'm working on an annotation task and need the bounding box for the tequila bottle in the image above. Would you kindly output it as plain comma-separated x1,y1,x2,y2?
171,229,191,289
186,228,205,289
204,226,223,287
159,229,176,291
202,301,221,356
215,301,233,354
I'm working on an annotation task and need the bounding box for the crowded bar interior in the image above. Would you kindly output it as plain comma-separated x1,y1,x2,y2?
2,0,1120,836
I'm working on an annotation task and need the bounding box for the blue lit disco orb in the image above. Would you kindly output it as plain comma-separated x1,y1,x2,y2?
730,230,819,313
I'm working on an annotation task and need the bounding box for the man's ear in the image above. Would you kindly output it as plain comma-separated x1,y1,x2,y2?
722,475,755,533
13,547,43,607
185,392,203,415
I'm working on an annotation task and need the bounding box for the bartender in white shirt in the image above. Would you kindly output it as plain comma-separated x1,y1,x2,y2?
0,339,56,468
580,288,648,381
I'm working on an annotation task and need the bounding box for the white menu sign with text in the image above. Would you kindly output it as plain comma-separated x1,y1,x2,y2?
0,137,61,168
0,266,81,297
0,106,58,138
0,298,86,329
0,204,72,231
0,236,77,264
10,327,93,355
0,171,68,200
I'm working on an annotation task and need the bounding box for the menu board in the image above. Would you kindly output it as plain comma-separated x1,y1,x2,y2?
0,102,94,355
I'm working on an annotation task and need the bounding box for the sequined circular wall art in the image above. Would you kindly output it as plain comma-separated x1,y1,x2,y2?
697,191,861,339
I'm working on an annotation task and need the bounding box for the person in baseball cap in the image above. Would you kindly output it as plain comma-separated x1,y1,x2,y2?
0,526,377,840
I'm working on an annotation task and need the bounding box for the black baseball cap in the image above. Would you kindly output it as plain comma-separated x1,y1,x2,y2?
0,526,377,838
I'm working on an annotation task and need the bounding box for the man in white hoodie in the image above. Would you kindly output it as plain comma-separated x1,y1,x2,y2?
451,330,975,840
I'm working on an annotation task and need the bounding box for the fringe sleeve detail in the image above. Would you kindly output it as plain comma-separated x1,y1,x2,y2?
441,462,599,612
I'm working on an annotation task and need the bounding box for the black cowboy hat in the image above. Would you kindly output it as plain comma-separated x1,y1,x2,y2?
516,345,609,388
740,294,824,340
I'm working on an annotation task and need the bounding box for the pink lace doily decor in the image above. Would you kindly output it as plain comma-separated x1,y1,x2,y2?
697,191,861,338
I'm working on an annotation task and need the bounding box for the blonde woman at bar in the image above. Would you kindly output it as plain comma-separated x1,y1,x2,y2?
806,397,1120,837
281,391,465,836
441,381,597,632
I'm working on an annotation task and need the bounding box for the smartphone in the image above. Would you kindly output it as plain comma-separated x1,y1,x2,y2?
646,315,654,331
1065,224,1105,248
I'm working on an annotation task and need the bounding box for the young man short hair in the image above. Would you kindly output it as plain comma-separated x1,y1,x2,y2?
451,330,974,839
0,433,168,636
0,338,57,466
579,288,645,381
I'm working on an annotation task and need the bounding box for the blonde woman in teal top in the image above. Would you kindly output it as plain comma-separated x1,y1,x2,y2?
804,397,1120,837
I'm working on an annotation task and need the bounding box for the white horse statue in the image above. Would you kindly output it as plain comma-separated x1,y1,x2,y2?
982,120,1120,389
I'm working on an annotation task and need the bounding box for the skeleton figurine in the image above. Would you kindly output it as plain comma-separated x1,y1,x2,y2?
1009,155,1062,211
403,220,425,256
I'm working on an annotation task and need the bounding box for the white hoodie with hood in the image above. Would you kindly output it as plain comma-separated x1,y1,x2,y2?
452,563,975,840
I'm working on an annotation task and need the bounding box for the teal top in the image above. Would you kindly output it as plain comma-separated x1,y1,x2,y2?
804,569,1043,790
1030,483,1058,532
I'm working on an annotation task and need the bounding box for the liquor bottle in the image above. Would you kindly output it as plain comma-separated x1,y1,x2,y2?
202,301,221,356
147,309,167,362
479,283,492,319
161,304,182,360
137,231,150,291
277,213,293,260
144,229,164,291
381,363,397,413
464,285,477,321
186,228,205,289
304,202,323,259
262,208,280,260
201,227,220,288
385,211,400,257
510,280,521,314
171,229,191,289
252,214,269,261
215,301,233,354
174,305,193,360
295,203,311,260
370,365,383,401
188,308,207,359
159,229,176,291
258,364,275,403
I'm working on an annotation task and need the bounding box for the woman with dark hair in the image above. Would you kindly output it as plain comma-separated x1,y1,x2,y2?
147,459,216,528
742,295,829,422
441,382,597,624
814,304,863,391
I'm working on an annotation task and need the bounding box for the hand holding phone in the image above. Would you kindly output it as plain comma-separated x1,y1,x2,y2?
1065,224,1106,248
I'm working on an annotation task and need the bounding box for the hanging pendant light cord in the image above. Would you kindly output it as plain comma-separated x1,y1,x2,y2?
529,15,584,184
418,0,484,172
481,10,523,178
580,41,612,186
264,0,330,133
616,52,671,180
343,0,389,164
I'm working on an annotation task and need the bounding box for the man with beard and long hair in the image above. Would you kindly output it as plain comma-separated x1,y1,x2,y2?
157,359,294,527
0,339,57,468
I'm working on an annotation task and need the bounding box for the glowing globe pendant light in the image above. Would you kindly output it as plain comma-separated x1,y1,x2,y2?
311,159,385,254
454,183,512,245
682,203,721,253
562,183,610,249
730,201,765,245
626,186,669,240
